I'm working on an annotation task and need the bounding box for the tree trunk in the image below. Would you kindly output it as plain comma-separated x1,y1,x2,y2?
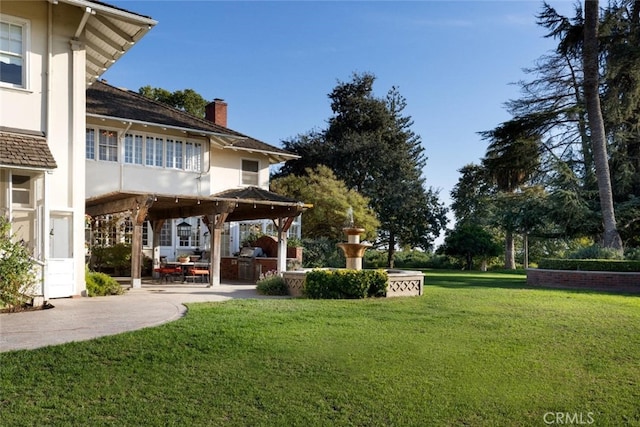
504,230,515,269
583,0,624,251
386,231,395,269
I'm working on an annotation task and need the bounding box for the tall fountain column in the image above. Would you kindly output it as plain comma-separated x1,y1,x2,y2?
337,227,371,270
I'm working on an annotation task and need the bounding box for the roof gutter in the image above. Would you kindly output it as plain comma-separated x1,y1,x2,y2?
223,145,300,160
57,0,157,26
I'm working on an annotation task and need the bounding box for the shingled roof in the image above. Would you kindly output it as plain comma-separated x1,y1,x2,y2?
0,128,57,170
86,81,296,159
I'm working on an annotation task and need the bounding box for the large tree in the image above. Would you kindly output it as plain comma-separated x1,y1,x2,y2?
275,72,446,266
480,125,541,269
583,0,623,250
476,1,638,250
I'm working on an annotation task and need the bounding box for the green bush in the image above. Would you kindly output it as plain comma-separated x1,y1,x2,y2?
91,243,132,275
625,247,640,261
85,269,124,297
301,238,344,268
256,271,289,296
0,215,37,309
394,250,433,269
538,258,640,272
568,244,624,260
305,269,388,299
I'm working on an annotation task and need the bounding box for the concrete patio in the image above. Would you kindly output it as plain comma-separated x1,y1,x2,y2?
0,280,274,353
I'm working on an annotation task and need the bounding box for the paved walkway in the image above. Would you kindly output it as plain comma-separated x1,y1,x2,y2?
0,281,268,353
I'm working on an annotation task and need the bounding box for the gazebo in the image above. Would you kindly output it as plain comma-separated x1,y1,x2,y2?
86,186,310,287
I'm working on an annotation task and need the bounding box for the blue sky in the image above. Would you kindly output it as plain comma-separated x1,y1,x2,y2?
104,0,576,241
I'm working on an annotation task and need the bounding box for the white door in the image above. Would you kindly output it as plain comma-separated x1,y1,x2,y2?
47,213,75,298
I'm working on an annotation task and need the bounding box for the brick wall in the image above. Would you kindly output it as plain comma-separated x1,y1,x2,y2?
526,269,640,294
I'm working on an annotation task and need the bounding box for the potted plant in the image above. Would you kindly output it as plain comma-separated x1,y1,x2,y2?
177,254,190,263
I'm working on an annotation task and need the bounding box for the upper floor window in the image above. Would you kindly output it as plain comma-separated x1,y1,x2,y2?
99,129,118,162
86,127,201,172
185,142,202,172
124,134,143,165
86,129,95,160
242,159,259,186
0,15,28,89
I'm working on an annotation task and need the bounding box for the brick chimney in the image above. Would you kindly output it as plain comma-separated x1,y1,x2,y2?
205,98,227,127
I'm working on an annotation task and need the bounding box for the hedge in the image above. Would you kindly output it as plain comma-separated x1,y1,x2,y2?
304,269,388,299
537,259,640,272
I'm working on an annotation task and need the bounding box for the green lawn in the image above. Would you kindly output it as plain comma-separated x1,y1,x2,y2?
1,270,639,426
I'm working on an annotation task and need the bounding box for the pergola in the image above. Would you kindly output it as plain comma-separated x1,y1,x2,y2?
86,187,310,287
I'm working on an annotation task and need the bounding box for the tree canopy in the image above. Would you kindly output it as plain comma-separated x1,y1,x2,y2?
138,86,208,118
469,0,640,267
274,72,446,266
271,165,379,242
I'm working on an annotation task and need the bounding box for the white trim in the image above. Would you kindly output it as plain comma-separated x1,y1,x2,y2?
58,0,157,26
225,145,300,161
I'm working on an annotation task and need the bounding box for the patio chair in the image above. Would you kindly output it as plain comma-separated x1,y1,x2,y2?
185,267,209,283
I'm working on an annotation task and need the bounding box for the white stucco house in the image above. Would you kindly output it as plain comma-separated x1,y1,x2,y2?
1,0,156,299
1,0,307,300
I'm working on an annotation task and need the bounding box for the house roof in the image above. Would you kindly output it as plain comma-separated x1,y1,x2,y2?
212,186,300,205
58,0,157,85
0,128,57,170
86,80,298,162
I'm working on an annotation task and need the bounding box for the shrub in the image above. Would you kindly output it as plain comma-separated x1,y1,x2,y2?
625,247,640,261
394,250,433,269
567,244,624,260
0,215,37,309
305,269,388,299
538,258,640,272
256,271,289,296
91,243,132,275
301,238,344,268
85,269,124,296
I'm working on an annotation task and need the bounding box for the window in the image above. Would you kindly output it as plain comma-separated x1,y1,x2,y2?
86,129,95,160
165,139,184,169
159,221,172,246
98,129,118,161
175,141,183,169
124,134,143,165
142,220,149,247
242,160,259,186
11,174,31,206
166,139,174,168
145,136,164,167
185,142,202,172
154,138,163,167
0,16,28,88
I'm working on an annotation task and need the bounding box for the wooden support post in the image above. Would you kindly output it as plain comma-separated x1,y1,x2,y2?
205,202,234,287
274,216,295,275
151,220,165,279
130,196,154,288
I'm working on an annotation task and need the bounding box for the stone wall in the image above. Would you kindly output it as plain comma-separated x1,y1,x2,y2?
526,269,640,294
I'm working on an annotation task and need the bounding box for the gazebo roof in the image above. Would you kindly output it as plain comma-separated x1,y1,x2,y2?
85,187,311,222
